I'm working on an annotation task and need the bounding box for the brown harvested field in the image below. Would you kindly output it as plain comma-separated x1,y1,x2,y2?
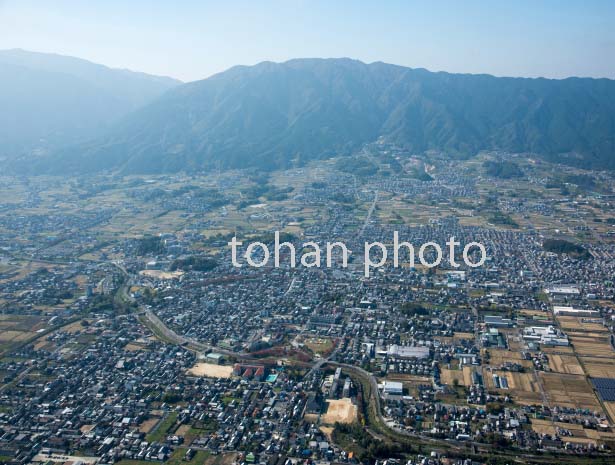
519,309,549,317
506,336,525,351
557,316,608,333
603,402,615,423
322,398,357,425
187,363,233,378
453,332,474,341
531,419,598,445
34,339,54,351
439,366,477,386
580,357,615,378
547,354,584,375
441,368,466,386
585,428,615,447
0,330,31,342
484,370,543,405
462,366,476,385
531,418,583,435
139,417,160,433
569,331,611,341
580,356,615,364
570,335,614,357
529,418,556,436
382,374,431,384
176,424,191,436
124,343,145,351
458,216,489,227
539,373,602,411
486,348,533,368
0,314,47,332
61,320,90,334
486,348,523,364
540,345,575,355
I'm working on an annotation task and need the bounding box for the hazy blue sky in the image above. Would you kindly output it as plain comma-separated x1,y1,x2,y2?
1,0,614,82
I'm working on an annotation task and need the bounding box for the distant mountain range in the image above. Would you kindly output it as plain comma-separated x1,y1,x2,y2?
0,49,180,160
4,53,615,174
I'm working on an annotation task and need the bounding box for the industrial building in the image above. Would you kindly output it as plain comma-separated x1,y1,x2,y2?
382,380,403,395
386,344,430,360
522,325,569,346
553,306,599,317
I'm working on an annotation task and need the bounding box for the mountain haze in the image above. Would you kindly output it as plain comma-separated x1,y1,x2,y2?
11,57,615,173
0,49,181,159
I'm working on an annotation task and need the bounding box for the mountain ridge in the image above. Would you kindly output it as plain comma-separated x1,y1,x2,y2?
0,49,181,160
0,48,180,85
7,56,615,173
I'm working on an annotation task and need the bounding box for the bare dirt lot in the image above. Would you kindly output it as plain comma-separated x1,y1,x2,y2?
139,270,184,280
187,362,233,378
322,398,357,425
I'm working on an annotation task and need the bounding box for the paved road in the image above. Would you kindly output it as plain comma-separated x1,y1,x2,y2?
359,190,379,236
284,276,297,296
139,308,239,357
112,261,248,358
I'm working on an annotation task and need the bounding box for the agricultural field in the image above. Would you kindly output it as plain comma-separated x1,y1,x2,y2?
440,366,475,386
547,354,585,375
530,419,609,446
580,357,615,378
557,316,609,333
486,348,532,369
569,334,614,357
484,370,544,406
539,373,603,411
0,315,49,355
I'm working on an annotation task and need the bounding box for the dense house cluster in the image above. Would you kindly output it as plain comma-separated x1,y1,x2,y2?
1,152,615,464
